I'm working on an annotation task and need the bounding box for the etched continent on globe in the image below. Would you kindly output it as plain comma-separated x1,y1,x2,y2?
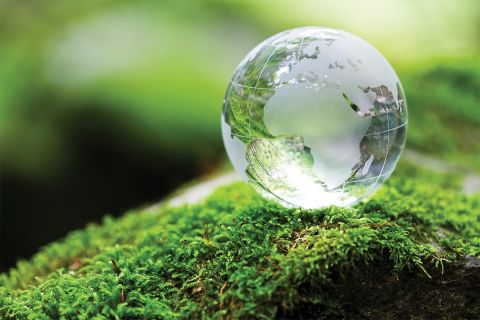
222,27,407,208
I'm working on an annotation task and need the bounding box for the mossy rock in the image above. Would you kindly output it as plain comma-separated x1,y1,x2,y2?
1,161,479,319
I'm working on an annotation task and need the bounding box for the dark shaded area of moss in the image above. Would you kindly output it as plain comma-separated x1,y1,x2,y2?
1,161,479,319
281,257,480,320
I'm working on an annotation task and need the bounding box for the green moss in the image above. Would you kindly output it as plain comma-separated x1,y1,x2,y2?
2,58,479,319
1,161,478,319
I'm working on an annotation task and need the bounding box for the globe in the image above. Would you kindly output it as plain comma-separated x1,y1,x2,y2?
222,27,407,209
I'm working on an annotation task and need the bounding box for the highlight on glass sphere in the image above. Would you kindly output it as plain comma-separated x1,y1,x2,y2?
222,26,407,209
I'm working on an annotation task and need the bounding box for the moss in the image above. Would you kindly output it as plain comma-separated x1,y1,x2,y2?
1,59,479,319
1,160,479,319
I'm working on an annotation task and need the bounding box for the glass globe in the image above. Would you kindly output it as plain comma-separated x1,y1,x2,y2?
222,27,407,209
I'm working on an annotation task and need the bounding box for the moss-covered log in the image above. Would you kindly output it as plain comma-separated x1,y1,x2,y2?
1,161,479,319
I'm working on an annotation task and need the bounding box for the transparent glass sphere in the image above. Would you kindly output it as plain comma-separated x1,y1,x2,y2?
222,27,407,209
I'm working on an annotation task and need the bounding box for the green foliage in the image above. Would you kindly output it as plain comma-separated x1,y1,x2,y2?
402,59,480,170
1,162,478,319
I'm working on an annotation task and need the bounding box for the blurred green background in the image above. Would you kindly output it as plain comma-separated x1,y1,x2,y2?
1,0,479,270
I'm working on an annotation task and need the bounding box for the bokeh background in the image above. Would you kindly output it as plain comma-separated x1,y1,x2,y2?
1,0,479,270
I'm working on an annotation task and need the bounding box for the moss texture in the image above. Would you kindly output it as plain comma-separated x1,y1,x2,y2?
1,160,479,319
1,61,479,319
